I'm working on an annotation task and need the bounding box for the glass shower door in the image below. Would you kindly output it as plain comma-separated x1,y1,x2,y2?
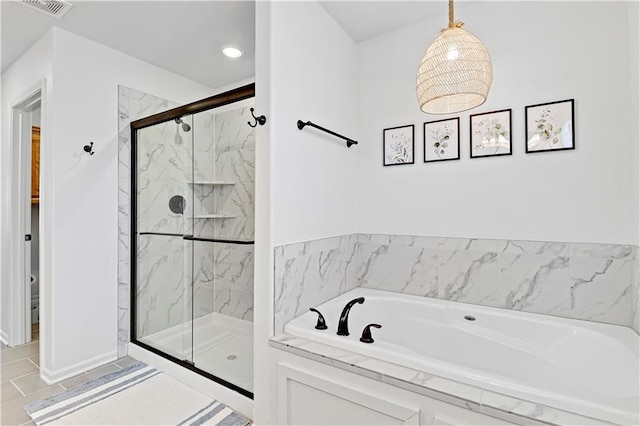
132,86,255,399
189,100,255,394
134,115,195,365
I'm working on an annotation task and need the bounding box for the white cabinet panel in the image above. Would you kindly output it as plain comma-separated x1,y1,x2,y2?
271,349,518,426
278,363,420,425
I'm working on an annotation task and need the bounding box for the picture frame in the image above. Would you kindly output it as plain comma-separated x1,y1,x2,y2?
469,109,512,158
525,99,575,153
383,124,414,166
423,118,460,163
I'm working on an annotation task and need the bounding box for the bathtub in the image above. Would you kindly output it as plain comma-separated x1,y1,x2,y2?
284,288,640,425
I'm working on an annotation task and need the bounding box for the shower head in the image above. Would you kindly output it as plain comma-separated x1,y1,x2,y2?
174,117,191,132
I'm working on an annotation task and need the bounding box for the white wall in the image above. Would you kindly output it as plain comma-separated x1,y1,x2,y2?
629,0,640,334
253,3,272,423
253,1,359,423
269,2,359,246
32,106,41,126
1,31,53,345
357,1,637,245
2,27,218,382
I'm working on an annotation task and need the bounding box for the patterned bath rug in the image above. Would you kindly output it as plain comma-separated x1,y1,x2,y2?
24,361,251,426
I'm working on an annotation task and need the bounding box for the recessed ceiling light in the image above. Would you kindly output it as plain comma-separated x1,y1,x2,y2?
222,47,243,59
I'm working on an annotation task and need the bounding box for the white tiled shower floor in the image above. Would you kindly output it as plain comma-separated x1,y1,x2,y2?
139,312,253,392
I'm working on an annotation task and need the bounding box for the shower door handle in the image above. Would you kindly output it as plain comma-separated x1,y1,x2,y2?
182,235,254,245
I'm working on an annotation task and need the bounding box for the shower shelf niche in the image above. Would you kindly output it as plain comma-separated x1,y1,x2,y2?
193,214,237,219
188,181,236,186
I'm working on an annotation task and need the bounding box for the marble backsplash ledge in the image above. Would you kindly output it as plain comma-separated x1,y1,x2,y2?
274,233,639,335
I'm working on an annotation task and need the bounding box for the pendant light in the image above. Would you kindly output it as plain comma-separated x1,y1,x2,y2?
416,0,493,114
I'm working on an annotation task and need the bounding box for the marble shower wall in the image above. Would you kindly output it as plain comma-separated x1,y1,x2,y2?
118,86,178,357
274,233,638,334
192,102,256,321
132,98,204,344
274,235,359,333
213,243,254,321
192,104,256,241
189,110,217,321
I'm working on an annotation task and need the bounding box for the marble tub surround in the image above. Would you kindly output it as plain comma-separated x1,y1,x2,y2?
270,335,608,426
568,243,636,326
118,86,178,357
274,234,359,333
274,234,639,334
358,235,637,328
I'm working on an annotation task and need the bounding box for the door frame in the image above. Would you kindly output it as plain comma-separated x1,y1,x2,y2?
4,82,43,346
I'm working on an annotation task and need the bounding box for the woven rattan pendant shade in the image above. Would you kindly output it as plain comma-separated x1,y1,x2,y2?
416,1,492,114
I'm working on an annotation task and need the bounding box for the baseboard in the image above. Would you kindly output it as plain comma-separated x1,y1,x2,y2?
40,350,118,385
128,343,253,419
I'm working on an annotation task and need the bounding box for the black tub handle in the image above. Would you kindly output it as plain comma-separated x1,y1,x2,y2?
360,324,382,344
309,308,328,330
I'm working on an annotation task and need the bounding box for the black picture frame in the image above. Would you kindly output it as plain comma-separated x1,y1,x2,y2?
525,99,575,154
423,117,460,163
383,124,415,166
469,109,512,158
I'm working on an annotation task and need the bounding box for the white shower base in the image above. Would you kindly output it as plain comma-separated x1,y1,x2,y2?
139,312,253,392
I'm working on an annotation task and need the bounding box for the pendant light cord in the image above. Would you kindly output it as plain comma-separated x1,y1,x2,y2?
447,0,464,29
449,0,454,28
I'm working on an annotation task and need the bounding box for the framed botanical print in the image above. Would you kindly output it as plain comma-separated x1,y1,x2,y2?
424,118,460,163
525,99,575,153
470,109,512,158
383,124,414,166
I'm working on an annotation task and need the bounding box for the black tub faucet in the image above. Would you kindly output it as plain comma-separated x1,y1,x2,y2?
337,297,365,336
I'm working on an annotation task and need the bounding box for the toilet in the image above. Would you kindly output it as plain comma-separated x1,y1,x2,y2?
31,273,39,324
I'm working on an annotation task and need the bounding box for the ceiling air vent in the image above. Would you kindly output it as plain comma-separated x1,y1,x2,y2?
20,0,73,19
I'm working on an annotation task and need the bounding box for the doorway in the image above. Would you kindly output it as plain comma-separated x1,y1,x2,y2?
4,87,42,349
29,107,41,343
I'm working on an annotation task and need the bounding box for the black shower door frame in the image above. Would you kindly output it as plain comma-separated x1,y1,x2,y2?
130,83,255,399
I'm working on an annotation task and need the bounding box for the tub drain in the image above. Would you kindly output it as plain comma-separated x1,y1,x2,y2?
464,315,476,321
227,354,238,361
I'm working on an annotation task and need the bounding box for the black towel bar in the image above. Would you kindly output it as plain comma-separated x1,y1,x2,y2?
297,120,358,148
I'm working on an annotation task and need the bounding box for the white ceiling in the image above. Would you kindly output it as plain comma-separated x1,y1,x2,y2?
1,0,256,89
319,1,477,43
320,1,444,43
2,0,475,89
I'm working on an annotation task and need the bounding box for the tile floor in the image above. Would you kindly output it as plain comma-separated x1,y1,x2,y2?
1,324,139,426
